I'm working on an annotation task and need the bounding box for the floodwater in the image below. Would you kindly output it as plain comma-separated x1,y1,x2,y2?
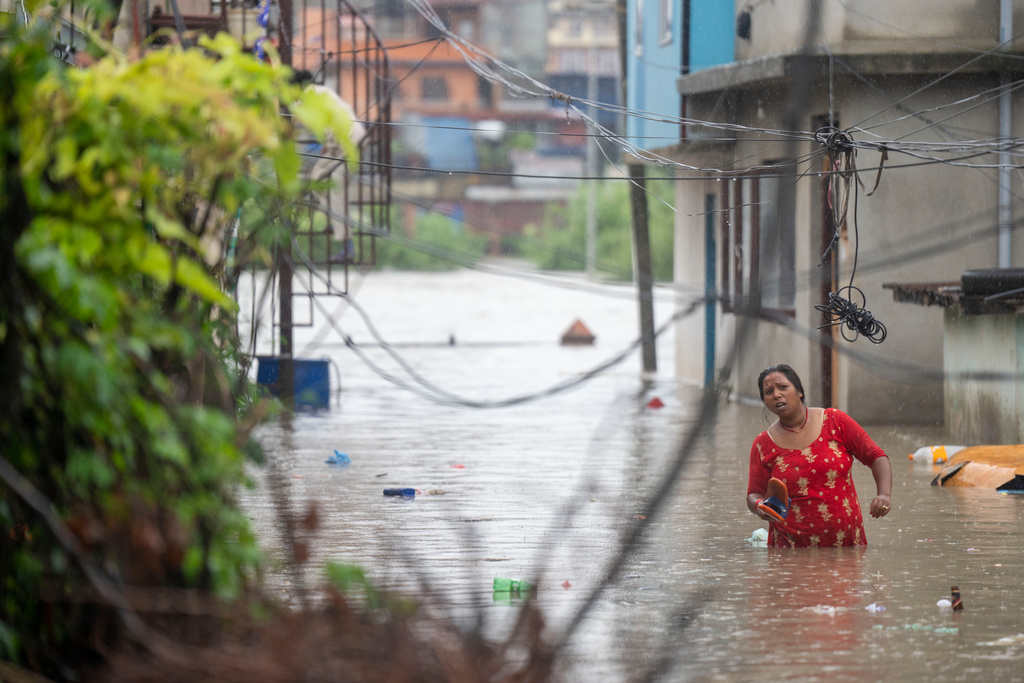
239,265,1024,682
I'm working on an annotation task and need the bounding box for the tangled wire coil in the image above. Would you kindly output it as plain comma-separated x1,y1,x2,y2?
815,286,887,344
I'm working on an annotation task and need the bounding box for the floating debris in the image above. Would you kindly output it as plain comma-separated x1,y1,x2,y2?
326,450,351,465
560,318,595,346
493,577,533,593
909,445,965,464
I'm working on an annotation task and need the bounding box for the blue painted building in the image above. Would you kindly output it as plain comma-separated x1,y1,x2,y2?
625,0,734,150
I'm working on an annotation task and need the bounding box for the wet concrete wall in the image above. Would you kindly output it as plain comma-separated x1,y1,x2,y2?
671,65,1007,425
944,307,1024,444
734,0,1019,62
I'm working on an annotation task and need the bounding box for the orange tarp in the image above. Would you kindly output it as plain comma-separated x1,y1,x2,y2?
933,445,1024,488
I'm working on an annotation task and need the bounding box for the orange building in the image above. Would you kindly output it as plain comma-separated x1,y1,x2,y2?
293,8,493,124
384,38,494,116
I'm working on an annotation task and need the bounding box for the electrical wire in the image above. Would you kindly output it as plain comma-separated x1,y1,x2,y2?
318,151,1018,324
848,24,1024,131
812,128,887,344
374,0,1024,186
248,0,1024,377
291,192,677,302
285,238,704,409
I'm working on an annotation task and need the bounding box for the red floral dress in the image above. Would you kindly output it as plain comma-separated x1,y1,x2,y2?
747,408,888,548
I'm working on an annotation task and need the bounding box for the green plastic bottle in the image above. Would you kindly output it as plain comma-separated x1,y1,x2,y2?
493,577,533,593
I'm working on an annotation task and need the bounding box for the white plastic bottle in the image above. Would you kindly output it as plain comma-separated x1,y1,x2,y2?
908,445,966,464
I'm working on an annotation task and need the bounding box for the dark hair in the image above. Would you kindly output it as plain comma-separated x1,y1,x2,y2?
757,364,805,404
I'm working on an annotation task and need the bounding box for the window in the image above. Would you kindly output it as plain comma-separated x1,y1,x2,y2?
634,0,643,56
421,76,449,102
757,174,796,311
658,0,672,45
720,166,796,314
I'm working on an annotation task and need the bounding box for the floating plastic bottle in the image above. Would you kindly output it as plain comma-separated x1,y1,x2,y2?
383,488,416,497
951,585,963,610
493,577,533,593
908,445,966,464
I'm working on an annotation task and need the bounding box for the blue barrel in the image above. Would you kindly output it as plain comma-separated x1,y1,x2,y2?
256,357,330,408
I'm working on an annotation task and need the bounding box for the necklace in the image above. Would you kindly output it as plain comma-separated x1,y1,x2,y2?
779,405,809,433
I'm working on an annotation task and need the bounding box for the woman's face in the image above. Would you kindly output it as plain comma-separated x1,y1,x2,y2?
761,371,803,418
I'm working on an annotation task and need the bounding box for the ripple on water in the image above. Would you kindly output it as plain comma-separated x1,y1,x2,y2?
237,270,1024,680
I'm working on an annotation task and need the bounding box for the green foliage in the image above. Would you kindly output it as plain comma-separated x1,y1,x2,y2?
0,15,356,674
521,172,675,281
477,130,536,172
376,211,489,271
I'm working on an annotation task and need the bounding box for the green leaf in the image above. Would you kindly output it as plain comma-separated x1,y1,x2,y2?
274,138,301,191
173,258,237,311
146,207,200,250
134,242,173,287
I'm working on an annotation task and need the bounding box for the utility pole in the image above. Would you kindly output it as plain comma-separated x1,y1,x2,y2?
616,0,656,372
585,24,599,275
630,166,657,372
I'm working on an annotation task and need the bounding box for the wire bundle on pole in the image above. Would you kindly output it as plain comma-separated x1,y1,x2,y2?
814,126,887,344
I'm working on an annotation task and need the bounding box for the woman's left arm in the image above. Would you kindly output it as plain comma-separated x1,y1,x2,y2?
834,410,892,518
868,456,892,518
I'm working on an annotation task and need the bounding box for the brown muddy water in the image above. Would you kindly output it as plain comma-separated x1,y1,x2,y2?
238,267,1024,682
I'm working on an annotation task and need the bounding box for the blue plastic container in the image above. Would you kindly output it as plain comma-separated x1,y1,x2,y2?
383,488,416,497
256,357,330,408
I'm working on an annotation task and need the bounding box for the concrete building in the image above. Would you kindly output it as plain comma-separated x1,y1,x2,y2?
884,273,1024,443
627,0,1024,427
361,0,614,253
546,0,621,134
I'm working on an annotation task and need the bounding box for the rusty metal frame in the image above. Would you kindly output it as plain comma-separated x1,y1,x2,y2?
288,0,392,297
146,0,391,299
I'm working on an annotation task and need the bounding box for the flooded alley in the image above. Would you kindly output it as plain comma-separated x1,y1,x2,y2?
241,266,1024,681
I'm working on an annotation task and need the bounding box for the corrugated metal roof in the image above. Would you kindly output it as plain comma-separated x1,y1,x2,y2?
883,281,1024,316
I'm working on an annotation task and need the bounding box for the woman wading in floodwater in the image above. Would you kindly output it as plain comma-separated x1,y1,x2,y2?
746,364,892,548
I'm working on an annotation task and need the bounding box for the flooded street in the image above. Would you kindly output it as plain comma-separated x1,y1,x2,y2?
240,266,1024,681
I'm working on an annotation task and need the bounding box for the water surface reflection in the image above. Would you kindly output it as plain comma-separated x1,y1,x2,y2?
239,269,1024,681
